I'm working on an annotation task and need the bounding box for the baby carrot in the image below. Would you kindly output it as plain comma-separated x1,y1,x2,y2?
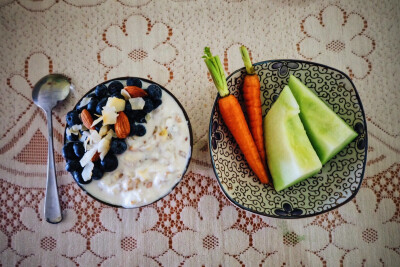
203,47,269,184
239,45,266,166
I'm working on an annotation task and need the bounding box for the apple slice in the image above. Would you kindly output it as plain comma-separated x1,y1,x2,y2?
288,75,358,165
263,86,322,192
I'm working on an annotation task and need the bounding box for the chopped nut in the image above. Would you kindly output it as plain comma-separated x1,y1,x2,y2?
153,126,158,135
179,151,187,158
145,182,153,188
159,128,168,136
127,179,139,191
175,115,182,123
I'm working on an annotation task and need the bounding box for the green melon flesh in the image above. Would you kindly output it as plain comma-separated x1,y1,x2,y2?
288,75,358,165
263,86,322,192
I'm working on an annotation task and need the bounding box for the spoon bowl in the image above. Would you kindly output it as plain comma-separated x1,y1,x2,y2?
32,74,71,110
32,74,71,224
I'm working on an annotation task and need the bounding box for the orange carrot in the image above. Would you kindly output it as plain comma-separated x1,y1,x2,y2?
203,47,269,184
240,45,266,166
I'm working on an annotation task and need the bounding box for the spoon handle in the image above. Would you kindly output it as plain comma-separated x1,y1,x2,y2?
44,109,62,224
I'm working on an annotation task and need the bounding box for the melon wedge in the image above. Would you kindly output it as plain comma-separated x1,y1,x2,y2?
288,75,358,165
263,86,322,192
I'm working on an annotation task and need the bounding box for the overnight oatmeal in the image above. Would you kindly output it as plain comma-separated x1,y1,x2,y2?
63,78,191,208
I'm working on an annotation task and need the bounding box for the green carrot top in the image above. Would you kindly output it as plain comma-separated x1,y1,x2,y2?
240,45,255,75
203,47,229,98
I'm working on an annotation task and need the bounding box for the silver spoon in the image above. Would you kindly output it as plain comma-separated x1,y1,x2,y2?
32,74,71,224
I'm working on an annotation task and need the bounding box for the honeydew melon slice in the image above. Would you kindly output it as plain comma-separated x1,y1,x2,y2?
288,75,358,165
263,86,322,192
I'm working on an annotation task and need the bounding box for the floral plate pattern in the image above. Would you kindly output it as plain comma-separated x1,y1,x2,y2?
209,60,368,218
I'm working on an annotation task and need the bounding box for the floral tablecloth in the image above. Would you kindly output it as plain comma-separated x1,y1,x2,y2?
0,0,399,266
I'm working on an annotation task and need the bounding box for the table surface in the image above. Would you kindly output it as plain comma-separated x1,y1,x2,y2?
0,0,399,266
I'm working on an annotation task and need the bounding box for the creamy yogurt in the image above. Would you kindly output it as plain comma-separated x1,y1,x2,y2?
82,82,191,208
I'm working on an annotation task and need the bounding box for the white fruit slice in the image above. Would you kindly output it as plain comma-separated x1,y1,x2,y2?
121,89,131,100
102,106,119,125
82,161,94,181
98,130,113,160
78,96,91,109
106,97,126,112
91,115,103,127
129,97,145,110
80,146,98,167
98,125,109,137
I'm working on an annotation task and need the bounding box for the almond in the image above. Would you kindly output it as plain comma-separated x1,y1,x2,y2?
81,109,94,130
115,111,130,139
91,151,100,162
124,86,148,98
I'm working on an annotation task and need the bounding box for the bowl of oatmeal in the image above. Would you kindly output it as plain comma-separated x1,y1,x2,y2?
63,77,192,208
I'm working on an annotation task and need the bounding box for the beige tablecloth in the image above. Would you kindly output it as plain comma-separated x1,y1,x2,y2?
0,0,399,266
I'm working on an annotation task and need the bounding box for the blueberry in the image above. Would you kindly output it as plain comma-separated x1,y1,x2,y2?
110,92,124,99
95,84,108,98
66,133,79,142
143,98,154,113
65,160,82,172
72,171,91,184
126,110,147,123
125,101,132,111
152,99,162,110
147,84,162,100
96,98,108,114
110,139,127,154
73,142,85,158
91,165,104,180
95,122,103,132
108,81,124,95
66,110,81,127
87,98,99,113
128,121,136,136
125,110,135,121
62,142,78,160
133,124,146,137
127,78,142,88
101,154,118,172
137,116,146,123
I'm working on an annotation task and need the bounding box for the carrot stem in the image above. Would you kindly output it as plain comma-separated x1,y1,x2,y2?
240,45,255,75
203,47,229,97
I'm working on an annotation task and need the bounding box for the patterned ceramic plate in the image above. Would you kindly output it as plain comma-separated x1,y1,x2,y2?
209,60,367,218
64,77,193,208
